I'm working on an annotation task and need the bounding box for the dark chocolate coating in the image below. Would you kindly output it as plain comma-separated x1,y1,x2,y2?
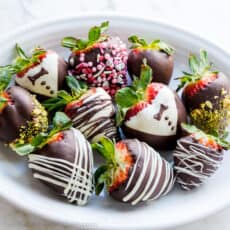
0,86,34,142
122,91,187,150
57,55,67,90
30,129,93,204
127,49,174,84
173,136,223,190
67,36,127,96
110,139,174,204
182,72,230,111
34,130,76,194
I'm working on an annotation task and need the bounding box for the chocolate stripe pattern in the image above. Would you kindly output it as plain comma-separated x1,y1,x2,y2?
66,88,117,142
121,139,174,205
173,137,223,190
28,128,94,205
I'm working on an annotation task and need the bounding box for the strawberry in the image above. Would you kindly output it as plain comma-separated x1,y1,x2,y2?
93,137,174,205
0,44,67,97
43,76,117,143
11,112,94,205
61,21,128,97
173,123,229,190
115,63,187,150
0,67,48,144
127,35,174,85
176,50,230,136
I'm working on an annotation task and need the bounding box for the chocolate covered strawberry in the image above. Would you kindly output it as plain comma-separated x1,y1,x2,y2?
0,44,67,97
176,50,230,136
116,63,187,150
173,124,228,190
11,112,94,205
0,68,48,144
127,35,174,84
61,21,128,96
93,137,174,205
43,76,117,142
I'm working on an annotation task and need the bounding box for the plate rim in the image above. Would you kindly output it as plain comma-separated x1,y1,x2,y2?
0,13,229,229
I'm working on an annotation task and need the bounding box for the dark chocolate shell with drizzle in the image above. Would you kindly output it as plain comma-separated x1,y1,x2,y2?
28,128,94,205
64,87,117,143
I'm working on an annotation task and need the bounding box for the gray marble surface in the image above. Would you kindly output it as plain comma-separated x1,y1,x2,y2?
0,0,230,229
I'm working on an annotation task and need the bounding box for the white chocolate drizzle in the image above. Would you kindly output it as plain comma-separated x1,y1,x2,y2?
28,128,94,205
122,139,174,205
67,88,117,142
173,138,223,190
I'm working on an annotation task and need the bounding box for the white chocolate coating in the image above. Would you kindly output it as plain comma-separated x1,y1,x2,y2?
16,51,59,97
125,86,178,136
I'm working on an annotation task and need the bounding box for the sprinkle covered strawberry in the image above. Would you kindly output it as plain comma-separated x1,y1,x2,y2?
0,44,67,97
127,35,174,84
11,112,94,205
116,63,187,150
61,21,128,96
0,68,48,144
93,137,174,205
43,76,117,142
173,124,229,190
176,50,230,136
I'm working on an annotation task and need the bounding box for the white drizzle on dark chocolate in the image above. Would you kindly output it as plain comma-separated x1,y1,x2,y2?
28,128,94,205
173,137,223,190
122,139,174,205
66,88,117,142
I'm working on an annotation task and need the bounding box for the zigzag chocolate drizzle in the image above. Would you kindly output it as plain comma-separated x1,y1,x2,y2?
173,136,223,190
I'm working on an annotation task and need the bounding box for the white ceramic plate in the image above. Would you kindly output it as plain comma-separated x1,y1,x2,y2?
0,14,230,230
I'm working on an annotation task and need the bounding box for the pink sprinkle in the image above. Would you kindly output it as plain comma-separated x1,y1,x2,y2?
97,64,102,70
88,62,93,67
112,50,116,56
79,56,85,62
92,67,97,72
104,53,110,60
112,79,117,84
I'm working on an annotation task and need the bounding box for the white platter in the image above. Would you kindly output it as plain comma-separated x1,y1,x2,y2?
0,14,229,230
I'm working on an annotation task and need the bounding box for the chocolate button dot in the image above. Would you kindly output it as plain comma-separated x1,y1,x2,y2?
46,86,50,90
168,121,172,126
50,90,54,94
41,81,46,85
165,116,169,120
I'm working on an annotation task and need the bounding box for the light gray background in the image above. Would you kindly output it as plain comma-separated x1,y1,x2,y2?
0,0,230,229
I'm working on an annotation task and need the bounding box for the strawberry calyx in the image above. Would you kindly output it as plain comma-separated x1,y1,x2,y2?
13,44,47,77
0,91,11,112
115,62,155,125
183,73,218,97
61,21,109,52
10,112,72,156
128,35,174,55
176,50,218,92
182,123,230,150
92,137,134,195
43,76,88,112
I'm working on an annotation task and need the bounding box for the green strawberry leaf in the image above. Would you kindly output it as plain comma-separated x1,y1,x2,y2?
66,76,88,95
13,44,46,74
115,87,139,108
128,35,174,55
176,50,216,91
0,65,16,91
94,164,108,195
10,143,35,156
132,61,152,91
61,37,78,49
61,21,109,51
92,137,116,163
